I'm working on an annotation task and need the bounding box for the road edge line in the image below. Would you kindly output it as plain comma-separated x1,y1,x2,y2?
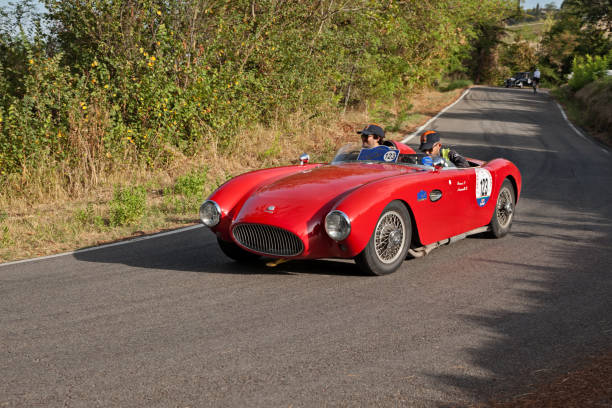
401,87,471,144
0,224,204,268
555,101,610,155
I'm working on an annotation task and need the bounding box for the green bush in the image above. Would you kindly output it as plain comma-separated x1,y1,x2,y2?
173,168,208,199
569,54,609,91
109,186,147,227
441,79,473,92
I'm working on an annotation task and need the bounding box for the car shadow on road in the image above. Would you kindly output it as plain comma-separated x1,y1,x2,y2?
72,226,368,277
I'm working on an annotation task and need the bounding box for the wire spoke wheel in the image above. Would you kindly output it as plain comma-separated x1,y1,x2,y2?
374,211,406,264
496,188,514,228
354,201,412,276
489,179,515,238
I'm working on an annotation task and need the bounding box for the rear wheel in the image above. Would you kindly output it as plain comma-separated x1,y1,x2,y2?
217,237,261,262
354,201,411,276
489,179,515,238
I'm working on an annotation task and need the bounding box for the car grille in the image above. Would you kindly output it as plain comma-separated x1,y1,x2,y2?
232,223,304,257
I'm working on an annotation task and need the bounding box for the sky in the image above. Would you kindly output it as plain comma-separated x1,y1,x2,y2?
523,0,563,9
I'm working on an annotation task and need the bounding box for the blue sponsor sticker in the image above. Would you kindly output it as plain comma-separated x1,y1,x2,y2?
421,156,433,166
417,190,427,201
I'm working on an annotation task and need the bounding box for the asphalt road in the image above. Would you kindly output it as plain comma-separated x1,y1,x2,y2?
2,87,611,407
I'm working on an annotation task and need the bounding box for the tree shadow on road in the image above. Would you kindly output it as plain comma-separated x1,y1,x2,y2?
420,87,612,406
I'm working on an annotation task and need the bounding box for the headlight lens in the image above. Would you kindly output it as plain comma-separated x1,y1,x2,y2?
199,200,221,227
325,210,351,241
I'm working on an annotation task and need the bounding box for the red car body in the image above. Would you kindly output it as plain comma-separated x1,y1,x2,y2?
202,141,521,275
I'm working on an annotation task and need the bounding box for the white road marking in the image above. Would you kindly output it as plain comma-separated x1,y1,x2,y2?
555,101,610,155
402,88,472,144
0,224,204,268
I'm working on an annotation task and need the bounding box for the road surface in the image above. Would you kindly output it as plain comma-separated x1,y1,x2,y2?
2,87,611,407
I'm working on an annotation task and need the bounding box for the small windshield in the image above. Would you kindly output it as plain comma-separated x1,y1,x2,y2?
331,143,450,168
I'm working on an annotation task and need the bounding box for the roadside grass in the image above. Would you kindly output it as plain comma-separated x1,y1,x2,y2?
0,87,467,263
552,82,612,149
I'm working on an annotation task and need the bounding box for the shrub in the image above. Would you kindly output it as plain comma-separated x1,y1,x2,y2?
569,54,609,91
108,185,147,227
173,168,208,199
441,79,473,92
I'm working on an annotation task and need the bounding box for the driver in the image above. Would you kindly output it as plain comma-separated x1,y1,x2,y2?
419,130,469,168
358,123,386,148
357,123,404,150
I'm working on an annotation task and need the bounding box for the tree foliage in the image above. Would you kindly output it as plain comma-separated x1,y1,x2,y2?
539,0,611,79
0,0,514,182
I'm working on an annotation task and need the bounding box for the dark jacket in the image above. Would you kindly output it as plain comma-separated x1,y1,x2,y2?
441,146,469,168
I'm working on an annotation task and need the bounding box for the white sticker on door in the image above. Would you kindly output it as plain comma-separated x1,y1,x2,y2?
475,168,492,207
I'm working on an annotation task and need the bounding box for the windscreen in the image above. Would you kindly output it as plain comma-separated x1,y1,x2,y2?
331,144,436,168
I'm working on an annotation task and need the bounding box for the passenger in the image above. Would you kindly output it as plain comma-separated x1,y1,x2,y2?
419,130,470,168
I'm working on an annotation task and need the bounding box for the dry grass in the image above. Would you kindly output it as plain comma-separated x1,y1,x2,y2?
0,87,465,263
480,349,612,408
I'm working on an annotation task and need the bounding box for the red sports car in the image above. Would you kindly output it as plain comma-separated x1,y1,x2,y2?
199,141,521,275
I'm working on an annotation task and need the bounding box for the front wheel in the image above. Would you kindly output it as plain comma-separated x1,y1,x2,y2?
354,201,412,276
488,179,515,238
217,237,261,262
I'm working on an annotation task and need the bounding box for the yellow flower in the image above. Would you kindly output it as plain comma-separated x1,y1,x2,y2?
150,56,156,62
91,78,96,83
156,10,161,15
29,59,34,64
104,84,109,89
91,60,98,67
106,152,112,158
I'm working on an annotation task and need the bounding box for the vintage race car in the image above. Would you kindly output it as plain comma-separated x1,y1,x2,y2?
199,141,521,275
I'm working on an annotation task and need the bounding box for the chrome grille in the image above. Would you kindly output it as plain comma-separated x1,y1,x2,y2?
232,223,304,256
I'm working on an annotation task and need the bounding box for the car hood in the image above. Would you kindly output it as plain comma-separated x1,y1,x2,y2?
233,163,422,225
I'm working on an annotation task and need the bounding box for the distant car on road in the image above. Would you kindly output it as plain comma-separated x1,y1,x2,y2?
505,72,533,88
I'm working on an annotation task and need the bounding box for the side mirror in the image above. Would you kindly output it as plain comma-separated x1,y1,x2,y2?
299,153,310,165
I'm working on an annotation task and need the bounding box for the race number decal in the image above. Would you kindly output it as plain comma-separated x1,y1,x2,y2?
475,168,492,207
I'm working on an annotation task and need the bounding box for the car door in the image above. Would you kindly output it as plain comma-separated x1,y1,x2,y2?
412,168,466,244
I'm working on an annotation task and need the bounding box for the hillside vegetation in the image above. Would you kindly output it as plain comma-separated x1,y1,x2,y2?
0,0,512,200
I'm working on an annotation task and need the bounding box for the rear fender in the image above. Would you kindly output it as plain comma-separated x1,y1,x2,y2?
480,159,522,223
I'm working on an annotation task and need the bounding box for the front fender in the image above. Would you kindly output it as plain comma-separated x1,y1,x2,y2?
331,173,424,257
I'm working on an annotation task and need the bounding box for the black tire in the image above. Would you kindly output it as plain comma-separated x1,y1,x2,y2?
488,179,515,238
217,237,261,262
354,201,412,276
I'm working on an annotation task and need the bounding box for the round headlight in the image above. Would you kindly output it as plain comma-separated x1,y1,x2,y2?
325,210,351,241
199,200,221,227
